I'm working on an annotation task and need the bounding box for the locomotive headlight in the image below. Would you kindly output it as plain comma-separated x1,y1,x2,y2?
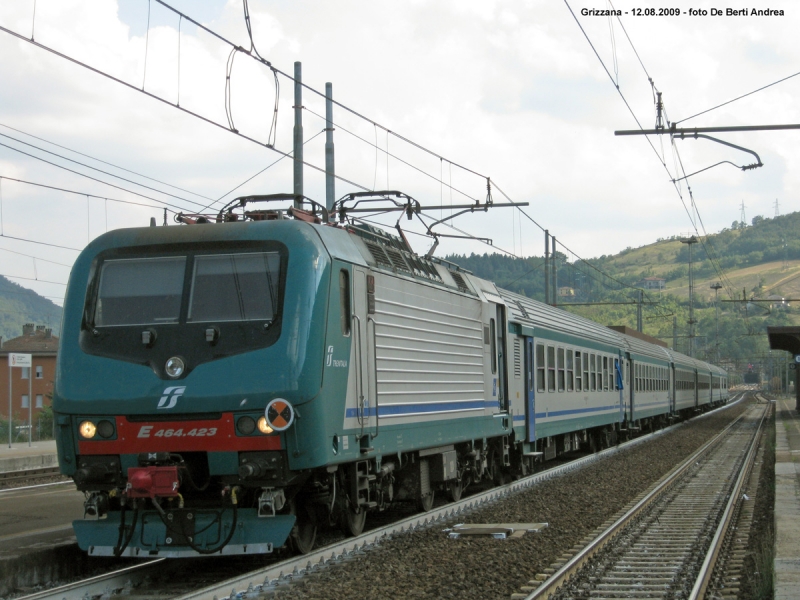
79,420,97,439
257,416,273,434
165,356,185,378
96,419,115,439
237,416,256,435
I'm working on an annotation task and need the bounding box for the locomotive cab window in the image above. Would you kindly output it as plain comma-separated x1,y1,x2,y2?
83,244,287,378
94,256,186,326
188,252,280,323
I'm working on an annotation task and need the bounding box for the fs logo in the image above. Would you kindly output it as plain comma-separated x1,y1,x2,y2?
326,345,334,367
157,386,186,410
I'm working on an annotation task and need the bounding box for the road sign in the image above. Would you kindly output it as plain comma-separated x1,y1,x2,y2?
795,355,800,364
8,353,32,368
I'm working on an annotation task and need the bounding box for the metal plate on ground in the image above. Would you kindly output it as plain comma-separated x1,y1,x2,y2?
446,522,548,539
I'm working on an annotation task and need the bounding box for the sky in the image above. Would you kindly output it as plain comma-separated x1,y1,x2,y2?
0,0,798,306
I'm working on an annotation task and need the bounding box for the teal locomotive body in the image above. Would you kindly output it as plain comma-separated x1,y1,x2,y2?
54,205,728,557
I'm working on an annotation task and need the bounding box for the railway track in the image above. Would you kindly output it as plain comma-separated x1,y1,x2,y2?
521,399,768,600
18,402,715,600
0,466,62,486
15,395,748,600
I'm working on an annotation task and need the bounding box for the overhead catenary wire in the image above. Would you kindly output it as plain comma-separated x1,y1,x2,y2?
0,143,205,214
0,0,737,333
566,0,741,312
0,122,218,203
0,175,183,215
0,245,72,268
0,22,372,197
0,131,208,209
675,70,800,125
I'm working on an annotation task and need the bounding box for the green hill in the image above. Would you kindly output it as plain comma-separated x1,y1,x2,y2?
0,276,62,344
446,211,800,384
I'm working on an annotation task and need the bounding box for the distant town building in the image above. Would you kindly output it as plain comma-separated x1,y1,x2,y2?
639,277,666,291
766,294,790,309
558,286,575,297
0,323,59,430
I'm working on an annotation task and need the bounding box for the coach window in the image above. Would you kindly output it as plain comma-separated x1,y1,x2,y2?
339,270,351,336
589,354,596,391
583,354,589,391
547,346,556,392
536,343,545,392
575,352,582,391
566,350,574,392
557,348,565,392
602,356,609,391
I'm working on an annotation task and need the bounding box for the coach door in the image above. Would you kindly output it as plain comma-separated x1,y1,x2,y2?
669,365,676,413
353,268,377,444
622,356,631,423
525,337,535,443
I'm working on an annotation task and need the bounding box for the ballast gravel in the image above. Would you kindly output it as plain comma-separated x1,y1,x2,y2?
271,400,751,600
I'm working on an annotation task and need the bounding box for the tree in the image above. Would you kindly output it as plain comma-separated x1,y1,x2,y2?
751,215,765,226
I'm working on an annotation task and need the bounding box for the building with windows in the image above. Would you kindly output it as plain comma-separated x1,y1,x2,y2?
639,277,666,291
0,324,59,434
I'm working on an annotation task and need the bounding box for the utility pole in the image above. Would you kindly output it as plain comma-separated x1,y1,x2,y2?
293,62,303,209
324,82,335,213
544,230,550,305
552,235,558,307
711,282,722,363
673,316,678,352
681,236,698,357
774,198,780,218
637,289,643,332
739,201,746,228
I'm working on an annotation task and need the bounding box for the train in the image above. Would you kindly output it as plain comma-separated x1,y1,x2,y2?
53,194,729,557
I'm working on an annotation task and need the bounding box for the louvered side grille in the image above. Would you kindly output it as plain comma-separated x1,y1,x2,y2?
384,246,411,272
450,272,469,293
514,338,522,379
364,241,394,269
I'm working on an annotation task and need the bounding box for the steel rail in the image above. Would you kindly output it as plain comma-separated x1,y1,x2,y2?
15,395,743,600
170,398,743,600
0,466,61,484
16,559,165,600
688,401,769,599
524,398,763,599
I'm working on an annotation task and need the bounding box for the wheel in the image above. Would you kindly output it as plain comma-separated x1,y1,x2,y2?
418,489,435,512
448,478,463,502
340,504,367,537
288,502,317,554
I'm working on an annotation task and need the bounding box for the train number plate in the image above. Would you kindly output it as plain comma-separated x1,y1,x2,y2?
137,426,218,438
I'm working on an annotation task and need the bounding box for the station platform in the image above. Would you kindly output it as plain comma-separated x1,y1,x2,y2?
775,396,800,599
0,440,58,472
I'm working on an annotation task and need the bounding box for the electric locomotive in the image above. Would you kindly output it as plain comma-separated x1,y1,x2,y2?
54,194,728,557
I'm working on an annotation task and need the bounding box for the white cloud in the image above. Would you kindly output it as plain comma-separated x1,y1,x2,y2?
0,0,798,302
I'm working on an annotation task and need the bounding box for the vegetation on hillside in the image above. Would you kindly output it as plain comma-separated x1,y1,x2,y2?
446,211,800,386
0,276,62,343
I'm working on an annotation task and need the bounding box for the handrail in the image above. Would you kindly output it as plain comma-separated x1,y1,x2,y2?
367,316,379,440
351,314,364,437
